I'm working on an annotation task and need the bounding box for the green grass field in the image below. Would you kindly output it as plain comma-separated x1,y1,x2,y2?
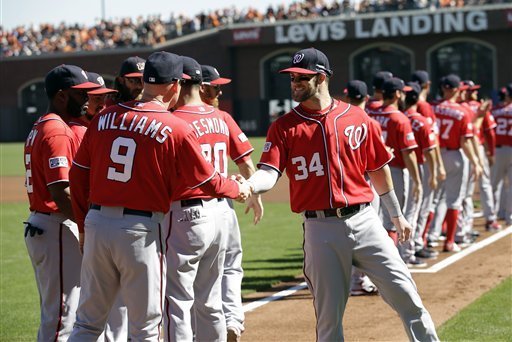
1,141,510,341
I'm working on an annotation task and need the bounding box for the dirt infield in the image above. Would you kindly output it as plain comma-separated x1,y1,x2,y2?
242,224,511,341
1,176,26,202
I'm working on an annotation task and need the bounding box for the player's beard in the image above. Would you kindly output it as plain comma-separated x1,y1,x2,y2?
291,83,317,103
67,96,85,118
118,83,142,102
398,98,406,112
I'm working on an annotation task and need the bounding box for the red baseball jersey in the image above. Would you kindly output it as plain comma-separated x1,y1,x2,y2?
258,99,392,213
432,100,474,149
491,102,512,146
405,109,437,164
68,118,89,145
416,100,437,128
367,105,418,169
365,99,382,113
70,101,239,228
24,113,79,213
464,100,497,147
171,104,254,200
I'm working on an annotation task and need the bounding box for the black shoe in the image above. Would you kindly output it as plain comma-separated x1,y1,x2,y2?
415,248,438,259
470,230,481,237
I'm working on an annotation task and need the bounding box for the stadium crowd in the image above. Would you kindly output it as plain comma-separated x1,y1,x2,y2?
1,0,508,57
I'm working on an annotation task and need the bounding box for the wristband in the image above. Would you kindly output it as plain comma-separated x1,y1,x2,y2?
380,190,402,218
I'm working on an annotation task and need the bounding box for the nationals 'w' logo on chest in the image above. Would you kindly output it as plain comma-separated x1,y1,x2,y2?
344,124,367,150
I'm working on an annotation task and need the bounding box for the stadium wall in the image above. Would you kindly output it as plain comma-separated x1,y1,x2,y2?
1,4,510,141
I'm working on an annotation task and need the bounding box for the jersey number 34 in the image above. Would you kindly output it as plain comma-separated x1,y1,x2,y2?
291,152,324,181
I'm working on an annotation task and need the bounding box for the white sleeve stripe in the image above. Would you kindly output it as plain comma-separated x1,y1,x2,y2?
400,145,419,151
72,161,91,170
366,155,394,172
257,162,282,175
188,171,216,189
232,148,254,162
47,179,69,186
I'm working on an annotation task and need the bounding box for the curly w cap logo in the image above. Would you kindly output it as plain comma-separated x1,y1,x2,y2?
293,53,305,64
97,77,105,86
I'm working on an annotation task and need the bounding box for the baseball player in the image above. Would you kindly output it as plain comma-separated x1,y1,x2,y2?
108,56,145,105
343,80,379,296
199,64,264,341
403,82,439,260
246,48,438,341
428,74,482,252
68,52,251,340
491,84,512,226
67,71,130,342
367,78,424,263
410,70,446,240
366,71,393,112
163,56,255,342
23,64,99,341
461,80,501,232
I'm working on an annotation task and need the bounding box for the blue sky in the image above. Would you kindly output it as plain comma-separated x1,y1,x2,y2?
1,0,297,29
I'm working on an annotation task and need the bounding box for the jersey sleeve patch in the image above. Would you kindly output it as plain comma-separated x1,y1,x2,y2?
406,132,415,141
263,142,272,152
238,132,248,143
49,156,69,169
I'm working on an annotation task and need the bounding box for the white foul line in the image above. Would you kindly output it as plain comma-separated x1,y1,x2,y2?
243,282,308,313
410,225,512,274
242,225,512,312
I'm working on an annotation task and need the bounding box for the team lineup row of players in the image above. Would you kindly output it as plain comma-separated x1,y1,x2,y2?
23,48,511,342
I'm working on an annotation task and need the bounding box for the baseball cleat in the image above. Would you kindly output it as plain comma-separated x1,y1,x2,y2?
227,326,242,342
414,248,438,259
485,221,502,232
406,257,428,268
443,242,461,252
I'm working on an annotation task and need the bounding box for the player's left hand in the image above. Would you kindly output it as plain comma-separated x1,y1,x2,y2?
234,175,252,203
412,182,423,202
487,154,495,167
472,163,483,180
245,194,264,225
391,215,412,243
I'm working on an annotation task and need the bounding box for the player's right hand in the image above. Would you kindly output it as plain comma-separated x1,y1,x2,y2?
472,163,483,180
235,175,252,203
391,215,412,243
437,165,446,182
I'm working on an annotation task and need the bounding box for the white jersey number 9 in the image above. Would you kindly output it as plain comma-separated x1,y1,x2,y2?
200,142,228,177
107,137,137,182
291,152,325,181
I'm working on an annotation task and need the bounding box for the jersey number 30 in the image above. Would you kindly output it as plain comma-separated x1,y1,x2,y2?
107,137,137,182
291,152,324,181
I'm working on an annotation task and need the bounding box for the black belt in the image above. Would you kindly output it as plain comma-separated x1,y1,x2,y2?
180,198,224,207
90,204,153,218
34,211,51,216
496,145,503,148
305,203,369,219
444,147,459,151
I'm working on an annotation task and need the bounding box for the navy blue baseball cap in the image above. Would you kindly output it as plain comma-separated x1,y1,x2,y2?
440,74,462,89
405,81,421,98
201,65,231,85
279,48,333,76
382,77,412,94
345,80,368,99
143,52,190,84
372,71,393,89
119,56,145,77
462,80,481,91
181,56,202,83
45,64,100,98
86,72,117,95
411,70,429,86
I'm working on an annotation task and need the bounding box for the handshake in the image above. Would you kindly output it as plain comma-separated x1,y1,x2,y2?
231,174,254,202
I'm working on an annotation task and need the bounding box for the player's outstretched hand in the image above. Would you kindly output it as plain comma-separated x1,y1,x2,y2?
245,194,264,225
391,215,412,243
234,175,252,203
